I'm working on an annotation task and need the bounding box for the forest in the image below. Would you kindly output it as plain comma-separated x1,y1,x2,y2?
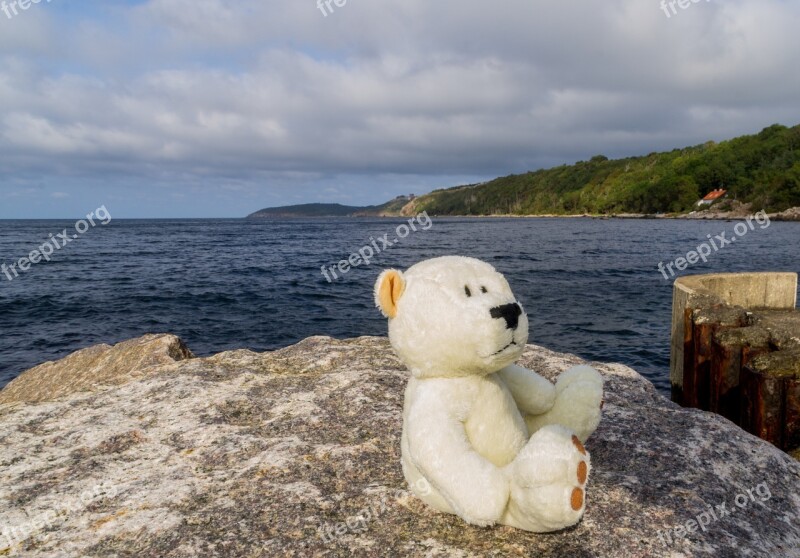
411,124,800,216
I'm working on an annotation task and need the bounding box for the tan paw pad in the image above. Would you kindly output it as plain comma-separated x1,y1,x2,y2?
570,487,584,511
577,461,588,484
572,435,586,455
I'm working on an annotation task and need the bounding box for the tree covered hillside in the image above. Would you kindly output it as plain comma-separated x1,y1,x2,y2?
412,124,800,216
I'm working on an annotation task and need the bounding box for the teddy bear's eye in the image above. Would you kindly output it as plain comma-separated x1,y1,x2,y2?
464,286,472,297
481,286,488,294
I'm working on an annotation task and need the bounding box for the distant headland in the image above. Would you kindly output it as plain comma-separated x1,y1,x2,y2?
248,124,800,220
247,196,414,219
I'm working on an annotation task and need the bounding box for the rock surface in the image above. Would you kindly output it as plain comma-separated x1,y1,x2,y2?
674,201,800,221
774,206,800,221
0,334,193,405
1,335,799,557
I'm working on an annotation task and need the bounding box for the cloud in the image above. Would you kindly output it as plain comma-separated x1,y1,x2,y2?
0,0,799,216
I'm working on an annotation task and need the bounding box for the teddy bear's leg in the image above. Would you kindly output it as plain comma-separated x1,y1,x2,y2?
497,364,557,415
500,424,590,533
405,391,512,527
524,365,603,443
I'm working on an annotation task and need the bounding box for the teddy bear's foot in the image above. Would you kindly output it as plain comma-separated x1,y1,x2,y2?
524,364,603,443
501,424,590,533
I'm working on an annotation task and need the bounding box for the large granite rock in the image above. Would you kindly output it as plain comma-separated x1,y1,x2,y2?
1,335,799,557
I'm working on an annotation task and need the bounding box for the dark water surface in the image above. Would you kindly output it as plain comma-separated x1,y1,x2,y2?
1,217,797,394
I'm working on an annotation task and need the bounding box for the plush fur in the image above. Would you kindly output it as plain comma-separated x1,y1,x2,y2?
374,256,603,532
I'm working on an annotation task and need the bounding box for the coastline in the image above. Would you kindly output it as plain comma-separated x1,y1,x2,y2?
415,205,800,221
247,206,800,221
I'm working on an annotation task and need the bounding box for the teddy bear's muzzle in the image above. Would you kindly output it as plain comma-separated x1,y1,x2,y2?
490,303,523,330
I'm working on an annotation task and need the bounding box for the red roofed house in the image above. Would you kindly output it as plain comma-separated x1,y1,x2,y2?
697,189,727,207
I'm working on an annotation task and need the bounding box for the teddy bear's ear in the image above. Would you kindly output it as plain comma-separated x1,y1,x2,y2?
374,269,406,319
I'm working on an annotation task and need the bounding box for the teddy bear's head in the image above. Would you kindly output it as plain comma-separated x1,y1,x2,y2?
374,256,528,378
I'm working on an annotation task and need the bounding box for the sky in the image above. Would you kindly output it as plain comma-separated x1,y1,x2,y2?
1,0,799,218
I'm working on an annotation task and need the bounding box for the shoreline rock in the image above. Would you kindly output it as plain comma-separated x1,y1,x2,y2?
1,335,799,557
0,334,193,406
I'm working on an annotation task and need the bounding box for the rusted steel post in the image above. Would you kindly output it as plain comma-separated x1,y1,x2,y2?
711,327,771,424
787,377,800,452
669,273,799,457
741,350,800,451
740,364,785,448
681,307,696,408
689,306,748,411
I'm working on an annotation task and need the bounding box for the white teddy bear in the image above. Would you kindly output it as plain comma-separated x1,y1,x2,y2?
374,256,604,533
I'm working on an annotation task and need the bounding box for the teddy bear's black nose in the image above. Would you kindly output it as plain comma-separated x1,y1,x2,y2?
490,303,522,330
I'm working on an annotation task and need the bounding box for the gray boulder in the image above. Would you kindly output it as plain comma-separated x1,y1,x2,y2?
1,335,798,557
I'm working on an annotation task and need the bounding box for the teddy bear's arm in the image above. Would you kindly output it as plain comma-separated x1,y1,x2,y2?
497,364,557,416
406,384,510,526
